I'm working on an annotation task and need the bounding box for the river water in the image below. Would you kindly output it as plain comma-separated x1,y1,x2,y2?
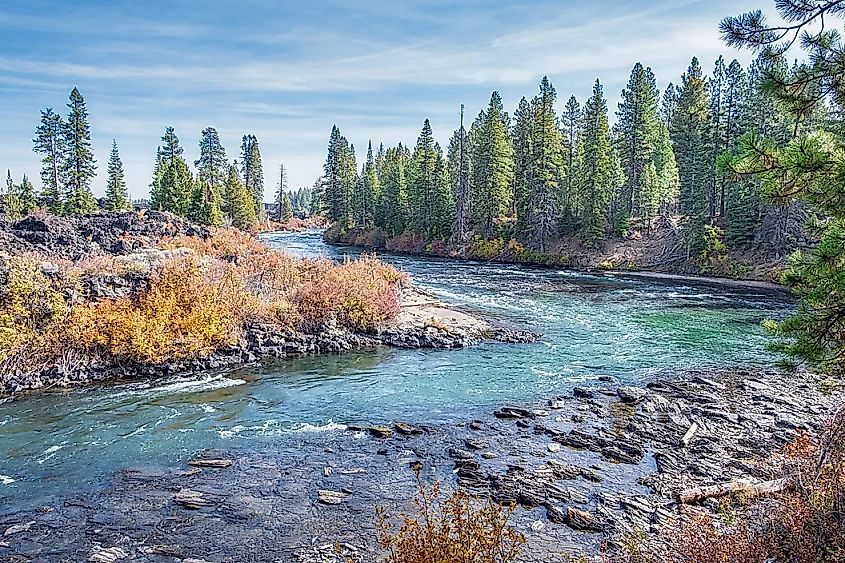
0,230,793,509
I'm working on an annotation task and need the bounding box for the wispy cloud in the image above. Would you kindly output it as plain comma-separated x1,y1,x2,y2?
1,0,765,197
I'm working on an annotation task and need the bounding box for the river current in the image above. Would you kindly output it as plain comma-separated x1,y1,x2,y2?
0,230,793,508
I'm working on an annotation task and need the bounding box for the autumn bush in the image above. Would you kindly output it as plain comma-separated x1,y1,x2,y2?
0,226,407,377
376,474,525,563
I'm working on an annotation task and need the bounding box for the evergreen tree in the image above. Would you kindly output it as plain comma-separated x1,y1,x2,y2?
408,119,438,235
240,134,264,215
33,107,65,214
721,0,845,373
616,63,660,223
63,87,98,215
448,105,472,245
660,83,679,128
512,97,534,238
191,127,226,224
188,181,223,227
2,170,22,221
470,92,514,237
18,174,36,216
670,58,711,255
381,145,409,236
323,126,355,227
275,164,288,222
574,79,617,246
223,160,256,229
431,148,454,239
337,139,358,229
151,128,193,215
361,141,381,228
708,56,727,219
653,123,680,216
104,140,131,211
527,76,565,251
561,95,581,227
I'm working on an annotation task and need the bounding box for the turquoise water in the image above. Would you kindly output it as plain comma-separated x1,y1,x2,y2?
0,230,793,506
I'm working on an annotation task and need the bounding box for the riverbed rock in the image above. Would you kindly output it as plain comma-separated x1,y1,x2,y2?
494,406,534,419
174,489,213,509
317,490,350,505
3,521,35,537
367,426,394,439
394,422,422,435
617,386,647,403
188,458,233,469
88,546,127,563
564,507,606,532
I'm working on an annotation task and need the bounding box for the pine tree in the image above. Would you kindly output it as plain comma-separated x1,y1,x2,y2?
448,105,471,245
615,63,660,221
152,127,193,215
574,79,617,246
103,140,130,212
188,181,223,227
195,127,227,192
2,170,22,221
223,160,256,230
63,87,98,215
561,95,581,227
431,147,454,239
362,141,381,228
381,145,409,236
670,58,711,255
18,174,36,216
33,107,66,214
470,92,514,237
275,164,288,222
653,123,680,216
512,97,534,239
408,119,438,235
338,139,358,229
527,76,565,251
660,84,679,128
240,134,264,216
708,56,727,219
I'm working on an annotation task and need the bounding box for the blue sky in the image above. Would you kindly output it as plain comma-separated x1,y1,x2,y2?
0,0,765,201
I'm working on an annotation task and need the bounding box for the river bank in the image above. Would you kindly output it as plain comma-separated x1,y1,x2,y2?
0,212,535,397
1,366,837,562
324,223,795,285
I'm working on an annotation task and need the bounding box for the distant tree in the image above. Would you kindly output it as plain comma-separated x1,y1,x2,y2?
62,87,98,216
222,160,256,229
574,79,617,246
195,127,227,193
670,58,711,255
511,96,533,238
408,119,438,235
361,141,381,228
104,140,131,211
33,107,66,214
2,170,22,221
560,95,581,227
188,181,223,227
151,127,193,215
275,164,288,222
448,105,472,245
381,145,409,236
471,92,514,237
240,134,264,216
527,76,565,252
281,192,294,222
17,174,36,216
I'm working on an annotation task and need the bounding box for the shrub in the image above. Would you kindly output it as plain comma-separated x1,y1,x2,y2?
376,474,526,563
70,256,243,364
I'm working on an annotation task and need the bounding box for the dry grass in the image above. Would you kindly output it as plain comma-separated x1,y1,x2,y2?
376,473,525,563
0,227,408,377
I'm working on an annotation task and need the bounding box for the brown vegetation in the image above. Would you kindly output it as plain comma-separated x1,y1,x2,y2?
376,474,525,563
0,226,407,382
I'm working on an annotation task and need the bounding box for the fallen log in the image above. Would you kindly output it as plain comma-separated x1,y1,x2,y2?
678,477,790,505
681,421,699,447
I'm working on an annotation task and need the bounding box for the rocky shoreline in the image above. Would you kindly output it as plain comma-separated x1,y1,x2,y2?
1,367,837,562
1,288,537,396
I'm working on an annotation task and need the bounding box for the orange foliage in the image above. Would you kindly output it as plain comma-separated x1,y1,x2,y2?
69,256,243,364
376,475,525,563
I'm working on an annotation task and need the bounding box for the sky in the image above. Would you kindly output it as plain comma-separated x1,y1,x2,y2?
0,0,769,202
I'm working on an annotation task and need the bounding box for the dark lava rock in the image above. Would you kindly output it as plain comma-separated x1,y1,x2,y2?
564,507,607,532
573,387,595,399
617,386,648,403
367,426,394,439
394,422,422,435
494,406,534,420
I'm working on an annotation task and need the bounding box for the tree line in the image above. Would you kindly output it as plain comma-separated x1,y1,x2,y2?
2,87,315,230
318,53,828,256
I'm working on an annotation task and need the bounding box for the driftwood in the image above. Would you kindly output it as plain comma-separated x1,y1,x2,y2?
681,421,699,447
678,477,790,505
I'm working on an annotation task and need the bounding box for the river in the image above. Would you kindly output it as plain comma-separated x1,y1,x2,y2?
0,230,794,510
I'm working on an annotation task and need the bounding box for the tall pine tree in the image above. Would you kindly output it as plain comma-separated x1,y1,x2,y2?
104,139,131,211
63,87,98,216
33,107,65,214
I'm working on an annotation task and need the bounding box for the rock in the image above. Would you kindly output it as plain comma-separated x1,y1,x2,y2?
368,425,394,439
549,399,567,409
88,546,127,563
573,387,595,399
174,489,213,509
394,422,422,435
530,520,545,532
339,468,367,475
469,420,484,431
548,443,561,453
533,409,549,417
545,504,567,524
464,438,489,450
564,507,606,532
481,451,499,459
188,458,233,468
317,490,350,505
617,386,647,403
4,521,35,537
494,406,534,419
138,545,182,556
